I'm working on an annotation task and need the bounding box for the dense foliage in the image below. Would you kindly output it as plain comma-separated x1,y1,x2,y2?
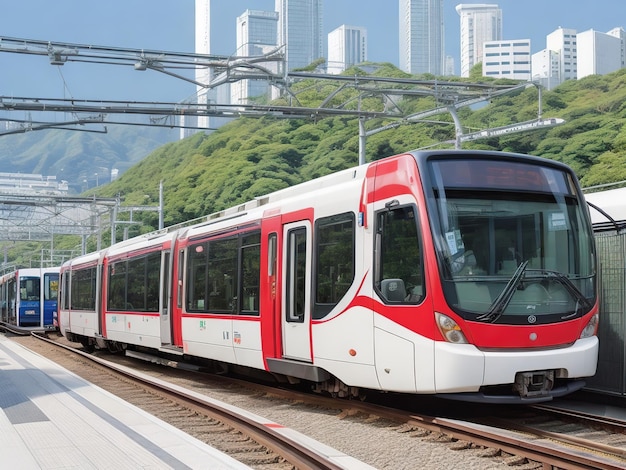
93,66,626,235
7,64,626,262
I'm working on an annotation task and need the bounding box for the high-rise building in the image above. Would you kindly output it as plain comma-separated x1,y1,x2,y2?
546,27,577,84
195,0,213,133
577,29,622,79
531,49,561,90
327,25,367,74
398,0,444,75
193,0,232,134
231,9,279,105
456,4,502,78
275,0,323,71
606,27,626,69
482,39,531,80
533,26,624,87
444,55,455,76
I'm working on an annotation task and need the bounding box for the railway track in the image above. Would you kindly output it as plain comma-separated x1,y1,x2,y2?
23,330,347,470
10,329,626,470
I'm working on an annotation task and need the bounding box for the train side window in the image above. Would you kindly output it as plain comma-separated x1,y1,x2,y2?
127,258,146,310
286,228,307,323
71,267,97,311
177,249,184,308
240,232,260,315
20,278,40,301
268,234,277,277
208,237,238,312
186,237,240,313
61,272,70,309
145,253,161,312
44,274,59,301
8,278,16,318
108,261,127,310
313,212,355,319
186,232,261,315
187,242,209,312
162,251,171,313
375,204,424,304
107,253,160,312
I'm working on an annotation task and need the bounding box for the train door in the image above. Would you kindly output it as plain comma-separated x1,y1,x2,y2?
43,271,59,327
281,221,312,361
7,277,16,324
0,278,6,323
160,251,173,345
260,215,281,358
18,273,41,327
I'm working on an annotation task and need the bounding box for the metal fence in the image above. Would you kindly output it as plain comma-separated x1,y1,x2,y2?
585,227,626,395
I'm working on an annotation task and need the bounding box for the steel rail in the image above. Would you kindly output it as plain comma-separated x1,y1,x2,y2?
28,329,626,470
30,332,346,470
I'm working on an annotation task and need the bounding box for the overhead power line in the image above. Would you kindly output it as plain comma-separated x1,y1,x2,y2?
0,36,563,251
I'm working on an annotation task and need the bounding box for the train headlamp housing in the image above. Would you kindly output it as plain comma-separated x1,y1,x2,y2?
435,312,468,344
580,313,599,339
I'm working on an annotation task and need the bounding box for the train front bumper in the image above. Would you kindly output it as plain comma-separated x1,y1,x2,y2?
432,336,598,403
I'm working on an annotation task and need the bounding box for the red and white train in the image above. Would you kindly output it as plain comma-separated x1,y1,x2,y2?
58,150,599,403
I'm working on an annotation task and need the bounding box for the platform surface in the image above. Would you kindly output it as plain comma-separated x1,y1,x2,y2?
0,334,251,469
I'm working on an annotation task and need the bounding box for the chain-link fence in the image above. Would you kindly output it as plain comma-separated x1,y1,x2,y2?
585,227,626,395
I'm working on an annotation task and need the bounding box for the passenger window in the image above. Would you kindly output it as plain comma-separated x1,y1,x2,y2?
286,228,307,322
375,204,424,304
107,253,160,312
186,231,261,316
240,232,260,314
314,213,355,319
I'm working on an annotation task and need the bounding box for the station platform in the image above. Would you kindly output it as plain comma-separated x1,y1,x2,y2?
0,334,251,469
0,334,373,470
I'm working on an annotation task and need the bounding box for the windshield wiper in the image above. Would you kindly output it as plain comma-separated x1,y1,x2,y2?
525,268,593,313
477,260,529,323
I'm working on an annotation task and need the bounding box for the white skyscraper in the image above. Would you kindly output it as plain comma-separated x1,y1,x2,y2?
532,49,561,90
193,0,232,133
546,27,578,84
577,29,622,80
456,4,502,78
445,55,455,76
398,0,444,75
231,10,279,105
482,39,531,80
275,0,323,71
327,25,367,74
607,27,626,68
195,0,213,132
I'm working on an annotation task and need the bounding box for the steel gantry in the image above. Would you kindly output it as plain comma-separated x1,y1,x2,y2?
0,35,556,146
0,192,116,242
0,36,563,255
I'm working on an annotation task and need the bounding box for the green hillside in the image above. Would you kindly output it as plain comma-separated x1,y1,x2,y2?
0,124,178,192
463,70,626,186
91,66,626,237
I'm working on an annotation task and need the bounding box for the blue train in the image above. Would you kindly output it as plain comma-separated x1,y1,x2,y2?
0,267,60,329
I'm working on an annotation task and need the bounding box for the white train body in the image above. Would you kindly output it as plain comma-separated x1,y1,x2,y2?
59,150,599,403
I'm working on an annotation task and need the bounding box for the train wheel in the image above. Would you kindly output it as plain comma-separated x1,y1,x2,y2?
107,341,126,354
80,338,95,353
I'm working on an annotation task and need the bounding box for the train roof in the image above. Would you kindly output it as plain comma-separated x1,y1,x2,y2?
105,229,177,258
61,250,103,268
584,187,626,225
13,266,60,275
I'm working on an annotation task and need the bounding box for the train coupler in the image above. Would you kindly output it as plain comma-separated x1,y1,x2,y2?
513,370,555,397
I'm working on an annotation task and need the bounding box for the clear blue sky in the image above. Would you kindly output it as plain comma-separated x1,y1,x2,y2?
1,1,625,104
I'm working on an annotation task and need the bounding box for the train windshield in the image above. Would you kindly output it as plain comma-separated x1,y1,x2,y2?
428,158,595,324
20,276,41,301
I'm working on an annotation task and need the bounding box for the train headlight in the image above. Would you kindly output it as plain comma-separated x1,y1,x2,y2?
580,313,599,339
435,312,468,344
